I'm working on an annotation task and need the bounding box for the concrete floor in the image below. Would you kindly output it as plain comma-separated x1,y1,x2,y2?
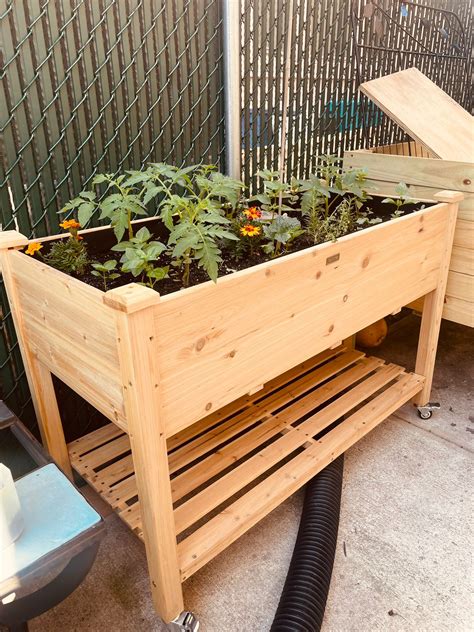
12,316,474,631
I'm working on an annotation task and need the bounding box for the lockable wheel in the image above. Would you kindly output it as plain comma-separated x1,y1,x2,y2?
168,611,200,632
418,409,432,420
416,402,440,420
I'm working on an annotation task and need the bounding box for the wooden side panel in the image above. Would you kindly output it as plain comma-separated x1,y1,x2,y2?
454,220,474,248
372,141,436,158
344,150,473,326
344,150,474,220
443,297,474,328
8,251,126,428
156,204,451,436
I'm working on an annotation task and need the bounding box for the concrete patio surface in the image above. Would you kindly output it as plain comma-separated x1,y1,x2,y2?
10,316,474,631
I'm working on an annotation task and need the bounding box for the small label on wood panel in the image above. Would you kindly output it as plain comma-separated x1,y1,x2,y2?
326,253,340,265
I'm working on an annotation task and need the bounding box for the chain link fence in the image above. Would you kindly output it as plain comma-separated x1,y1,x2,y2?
0,0,225,430
0,0,471,434
240,0,471,189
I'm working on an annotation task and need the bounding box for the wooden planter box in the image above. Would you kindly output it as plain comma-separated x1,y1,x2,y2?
0,191,461,625
344,143,473,327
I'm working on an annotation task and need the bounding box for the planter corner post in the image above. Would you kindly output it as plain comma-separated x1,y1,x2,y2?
0,230,72,479
104,283,184,623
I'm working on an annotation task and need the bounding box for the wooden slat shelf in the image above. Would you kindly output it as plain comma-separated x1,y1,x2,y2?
68,347,424,581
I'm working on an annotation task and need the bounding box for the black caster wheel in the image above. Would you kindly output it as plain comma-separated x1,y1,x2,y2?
418,409,432,420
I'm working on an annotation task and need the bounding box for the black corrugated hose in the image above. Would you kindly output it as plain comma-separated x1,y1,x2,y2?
270,455,344,632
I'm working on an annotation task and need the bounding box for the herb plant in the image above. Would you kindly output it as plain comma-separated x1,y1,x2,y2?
43,219,89,275
262,214,303,256
299,161,370,244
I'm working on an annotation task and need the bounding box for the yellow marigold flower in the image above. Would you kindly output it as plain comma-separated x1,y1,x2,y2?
240,224,261,237
59,219,81,230
243,207,262,220
25,242,43,256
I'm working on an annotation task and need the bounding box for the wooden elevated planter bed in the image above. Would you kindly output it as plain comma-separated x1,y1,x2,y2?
0,190,461,624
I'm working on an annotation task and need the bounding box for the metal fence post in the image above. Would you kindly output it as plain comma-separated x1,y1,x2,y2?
222,0,242,179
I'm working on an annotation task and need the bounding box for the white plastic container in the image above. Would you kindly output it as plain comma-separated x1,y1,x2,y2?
0,463,24,550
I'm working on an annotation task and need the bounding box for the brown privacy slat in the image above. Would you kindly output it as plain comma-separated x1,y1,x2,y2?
68,351,424,565
360,68,473,161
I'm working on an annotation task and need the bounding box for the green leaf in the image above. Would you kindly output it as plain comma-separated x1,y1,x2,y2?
92,174,111,185
78,202,95,226
147,266,168,281
143,185,164,205
146,243,166,259
122,171,151,188
172,234,199,258
113,213,129,242
135,226,151,242
252,194,271,205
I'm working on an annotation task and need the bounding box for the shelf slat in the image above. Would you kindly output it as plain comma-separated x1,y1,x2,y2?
178,371,424,580
68,349,424,580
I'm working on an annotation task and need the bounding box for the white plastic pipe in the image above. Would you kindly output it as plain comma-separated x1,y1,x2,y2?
0,464,24,550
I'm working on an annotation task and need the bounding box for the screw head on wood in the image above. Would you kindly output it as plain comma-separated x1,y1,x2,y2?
463,178,471,185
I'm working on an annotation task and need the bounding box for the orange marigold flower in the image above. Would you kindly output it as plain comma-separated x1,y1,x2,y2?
243,207,262,220
240,224,261,237
25,242,43,256
59,219,81,230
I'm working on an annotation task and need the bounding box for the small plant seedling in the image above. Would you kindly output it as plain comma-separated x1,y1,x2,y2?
91,260,121,290
253,170,298,218
262,214,303,256
382,182,416,217
112,226,168,288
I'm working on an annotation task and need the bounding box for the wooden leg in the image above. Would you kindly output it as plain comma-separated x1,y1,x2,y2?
413,289,444,406
105,285,183,623
26,361,72,478
413,192,461,407
0,241,72,478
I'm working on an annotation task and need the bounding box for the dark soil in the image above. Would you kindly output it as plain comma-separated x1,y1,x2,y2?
36,198,430,296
